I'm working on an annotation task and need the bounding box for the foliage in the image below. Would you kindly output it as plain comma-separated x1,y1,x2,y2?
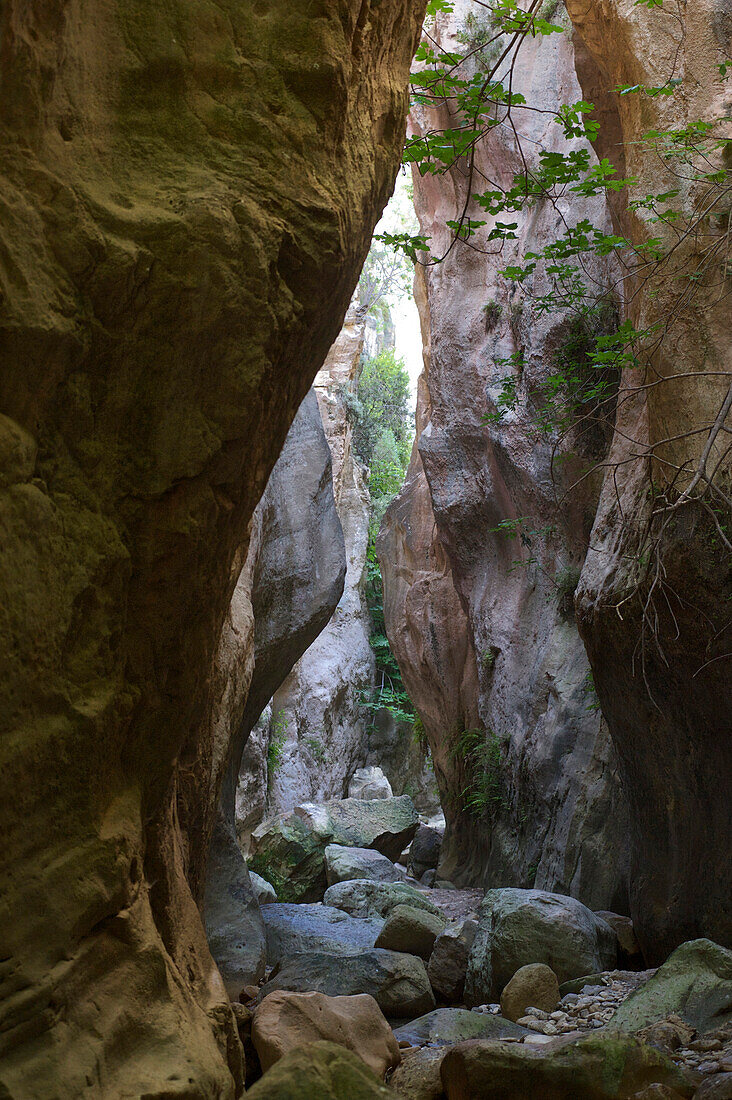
305,737,328,764
450,727,508,817
482,298,503,331
350,348,412,470
267,710,288,789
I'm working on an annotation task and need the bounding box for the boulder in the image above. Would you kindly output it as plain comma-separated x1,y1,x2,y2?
632,1088,689,1100
500,963,560,1024
260,949,436,1019
465,889,618,1005
249,796,418,902
325,879,442,920
595,911,643,968
439,1031,695,1099
251,871,278,904
325,845,405,887
636,1015,696,1054
262,904,382,967
245,1041,396,1100
251,991,400,1077
375,905,447,961
428,920,478,1004
393,1008,528,1048
611,940,732,1035
349,767,394,801
692,1076,732,1099
389,1047,447,1100
409,825,444,880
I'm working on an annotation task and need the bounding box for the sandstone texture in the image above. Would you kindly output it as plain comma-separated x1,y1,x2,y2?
465,889,618,1006
245,1041,395,1100
251,990,400,1077
379,0,630,909
500,963,561,1024
0,0,425,1093
565,0,732,962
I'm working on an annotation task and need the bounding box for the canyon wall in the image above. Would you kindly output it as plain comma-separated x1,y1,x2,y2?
0,1,425,1095
205,388,346,997
380,1,630,910
566,0,732,960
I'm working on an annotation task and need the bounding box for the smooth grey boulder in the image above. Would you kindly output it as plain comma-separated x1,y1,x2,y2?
250,871,277,904
204,819,267,997
375,904,447,961
427,919,478,1003
408,824,443,880
324,879,442,920
261,903,382,967
393,1008,528,1048
465,889,618,1006
324,844,405,887
259,949,436,1019
348,766,393,800
249,795,418,903
611,939,732,1034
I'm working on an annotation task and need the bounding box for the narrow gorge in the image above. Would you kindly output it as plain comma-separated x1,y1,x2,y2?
0,2,730,1099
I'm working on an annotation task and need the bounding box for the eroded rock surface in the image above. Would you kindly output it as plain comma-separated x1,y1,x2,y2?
0,0,426,1093
378,0,630,909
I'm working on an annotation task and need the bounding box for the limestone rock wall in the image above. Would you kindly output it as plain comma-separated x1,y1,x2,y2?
566,0,732,960
379,0,630,910
0,0,426,1094
205,389,346,997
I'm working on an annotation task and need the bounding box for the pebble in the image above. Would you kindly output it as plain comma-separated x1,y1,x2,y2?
698,1061,721,1074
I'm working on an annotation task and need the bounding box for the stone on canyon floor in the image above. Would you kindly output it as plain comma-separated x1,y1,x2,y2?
500,962,561,1023
595,911,643,968
261,903,382,966
408,824,444,880
249,795,418,902
325,844,406,886
245,1040,395,1100
375,905,447,960
250,870,278,904
389,1046,447,1100
692,1075,732,1099
259,949,436,1019
324,879,442,920
251,990,400,1077
611,940,732,1035
439,1030,696,1100
349,767,394,800
393,1008,528,1048
427,919,479,1004
465,889,618,1006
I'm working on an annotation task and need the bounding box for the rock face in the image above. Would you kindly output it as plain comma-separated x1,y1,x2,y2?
246,1041,395,1100
248,310,377,819
428,920,479,1004
324,878,442,920
465,889,618,1006
205,389,346,995
261,904,383,967
251,991,400,1077
565,0,732,961
325,844,406,886
378,0,630,910
250,795,419,902
0,0,426,1094
261,949,436,1019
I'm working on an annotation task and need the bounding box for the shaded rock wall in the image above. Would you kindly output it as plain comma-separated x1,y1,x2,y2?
205,389,346,996
566,0,732,960
0,0,426,1094
379,1,629,910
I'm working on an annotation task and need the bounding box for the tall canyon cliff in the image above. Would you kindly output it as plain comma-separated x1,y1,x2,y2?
0,2,425,1095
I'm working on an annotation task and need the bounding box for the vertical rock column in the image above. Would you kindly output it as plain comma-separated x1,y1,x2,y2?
380,1,630,908
567,0,732,959
0,1,426,1095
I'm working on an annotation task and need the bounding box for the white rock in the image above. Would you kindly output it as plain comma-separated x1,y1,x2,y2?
348,766,393,800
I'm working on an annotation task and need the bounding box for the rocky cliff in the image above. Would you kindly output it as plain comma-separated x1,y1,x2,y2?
566,0,732,961
205,388,346,998
0,1,425,1094
379,0,630,910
